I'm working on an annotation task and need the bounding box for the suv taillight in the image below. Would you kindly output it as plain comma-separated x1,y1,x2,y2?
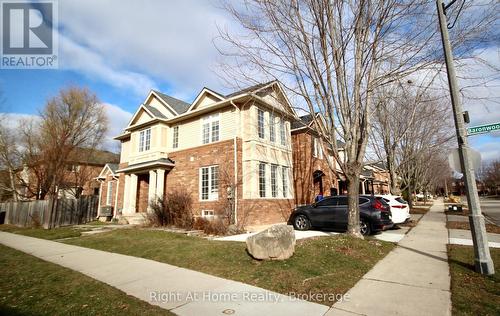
392,205,405,208
373,199,386,211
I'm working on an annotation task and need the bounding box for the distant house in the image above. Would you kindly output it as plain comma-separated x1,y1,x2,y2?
15,148,119,200
98,81,297,228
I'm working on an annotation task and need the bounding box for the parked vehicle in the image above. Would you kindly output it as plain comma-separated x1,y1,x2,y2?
376,195,410,224
288,195,393,235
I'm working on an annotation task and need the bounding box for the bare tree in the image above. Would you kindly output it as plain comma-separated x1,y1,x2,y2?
216,0,451,236
0,117,21,201
18,87,108,199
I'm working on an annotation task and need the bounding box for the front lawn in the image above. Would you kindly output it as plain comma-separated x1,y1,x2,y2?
448,245,500,316
0,244,173,315
0,224,85,240
63,229,395,306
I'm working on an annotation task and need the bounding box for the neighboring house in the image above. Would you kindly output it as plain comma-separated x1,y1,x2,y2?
361,162,390,195
291,113,342,205
98,81,297,228
291,114,392,204
16,148,119,200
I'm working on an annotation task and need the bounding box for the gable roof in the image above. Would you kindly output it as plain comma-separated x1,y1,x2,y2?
153,90,191,114
143,104,167,119
187,87,226,112
97,163,120,179
291,114,314,130
225,81,276,98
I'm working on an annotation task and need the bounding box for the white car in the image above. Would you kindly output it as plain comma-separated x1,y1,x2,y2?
376,195,411,224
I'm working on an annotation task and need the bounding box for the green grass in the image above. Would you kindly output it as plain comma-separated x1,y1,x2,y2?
448,245,500,315
0,244,173,315
64,228,395,306
0,224,85,240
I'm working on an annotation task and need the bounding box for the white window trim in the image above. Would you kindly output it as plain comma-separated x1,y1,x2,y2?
201,209,215,219
172,126,179,149
271,164,278,197
106,181,113,206
282,166,288,198
257,108,265,139
201,113,220,145
139,128,151,152
269,113,275,142
199,165,219,201
280,118,286,146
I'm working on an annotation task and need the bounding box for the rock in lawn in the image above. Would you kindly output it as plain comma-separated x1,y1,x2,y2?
246,224,295,260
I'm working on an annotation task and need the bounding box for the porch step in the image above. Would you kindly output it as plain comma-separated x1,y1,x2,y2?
118,214,148,226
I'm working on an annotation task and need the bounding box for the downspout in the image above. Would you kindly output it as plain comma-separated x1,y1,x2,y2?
231,100,239,226
114,176,120,218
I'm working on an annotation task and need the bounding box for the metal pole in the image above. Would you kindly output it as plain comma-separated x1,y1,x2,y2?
436,0,494,274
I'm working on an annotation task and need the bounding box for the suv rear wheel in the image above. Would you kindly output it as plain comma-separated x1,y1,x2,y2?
293,214,311,231
360,220,371,236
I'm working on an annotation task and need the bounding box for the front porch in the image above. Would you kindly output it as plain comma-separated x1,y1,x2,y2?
116,158,175,220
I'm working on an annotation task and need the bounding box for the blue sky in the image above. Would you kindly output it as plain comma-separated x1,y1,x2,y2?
0,0,498,162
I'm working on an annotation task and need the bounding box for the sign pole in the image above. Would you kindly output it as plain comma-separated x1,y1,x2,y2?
436,0,494,274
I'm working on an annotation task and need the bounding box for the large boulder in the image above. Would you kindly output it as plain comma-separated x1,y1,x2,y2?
246,224,295,260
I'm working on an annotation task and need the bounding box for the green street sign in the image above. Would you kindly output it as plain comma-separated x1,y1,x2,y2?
467,122,500,136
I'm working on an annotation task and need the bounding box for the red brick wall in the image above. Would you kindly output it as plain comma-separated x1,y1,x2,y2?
292,131,337,205
166,139,242,219
136,174,149,213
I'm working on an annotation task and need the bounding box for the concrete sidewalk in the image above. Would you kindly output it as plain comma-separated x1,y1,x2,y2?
0,231,328,316
327,199,451,316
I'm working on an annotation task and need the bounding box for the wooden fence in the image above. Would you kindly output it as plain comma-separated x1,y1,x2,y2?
0,196,98,228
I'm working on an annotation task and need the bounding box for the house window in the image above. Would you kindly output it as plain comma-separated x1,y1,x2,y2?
313,137,323,159
202,114,220,144
259,162,266,197
257,109,265,139
269,113,275,142
172,126,179,149
106,181,113,205
280,118,286,145
201,210,215,219
139,128,151,152
282,166,288,198
200,165,219,200
271,164,278,197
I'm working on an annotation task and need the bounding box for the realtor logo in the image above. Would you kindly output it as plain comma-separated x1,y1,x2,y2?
1,0,58,68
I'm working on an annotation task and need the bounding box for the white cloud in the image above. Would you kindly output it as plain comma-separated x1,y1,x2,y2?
59,33,157,97
57,0,236,98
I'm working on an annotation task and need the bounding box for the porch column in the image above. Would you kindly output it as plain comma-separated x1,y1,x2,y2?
96,181,103,218
123,174,130,213
361,180,366,195
148,170,157,212
129,174,138,213
156,169,165,201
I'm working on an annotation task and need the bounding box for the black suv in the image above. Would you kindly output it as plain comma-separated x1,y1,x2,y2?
288,195,393,235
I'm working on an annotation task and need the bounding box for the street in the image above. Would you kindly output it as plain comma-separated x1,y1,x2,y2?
480,197,500,226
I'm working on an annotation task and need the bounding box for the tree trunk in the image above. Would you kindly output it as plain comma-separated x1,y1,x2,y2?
346,175,362,238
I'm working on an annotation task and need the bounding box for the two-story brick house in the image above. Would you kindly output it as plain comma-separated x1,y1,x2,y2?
98,81,297,228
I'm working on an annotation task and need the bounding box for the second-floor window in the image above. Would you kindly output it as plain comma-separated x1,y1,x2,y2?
172,126,179,149
313,137,323,159
202,114,220,144
269,113,275,142
200,165,219,200
257,109,265,139
139,128,151,152
280,118,286,145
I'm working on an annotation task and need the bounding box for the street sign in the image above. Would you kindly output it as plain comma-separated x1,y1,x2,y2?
467,122,500,136
448,147,481,174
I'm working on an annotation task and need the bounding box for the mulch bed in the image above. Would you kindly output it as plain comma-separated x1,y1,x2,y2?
410,207,430,215
446,221,500,234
